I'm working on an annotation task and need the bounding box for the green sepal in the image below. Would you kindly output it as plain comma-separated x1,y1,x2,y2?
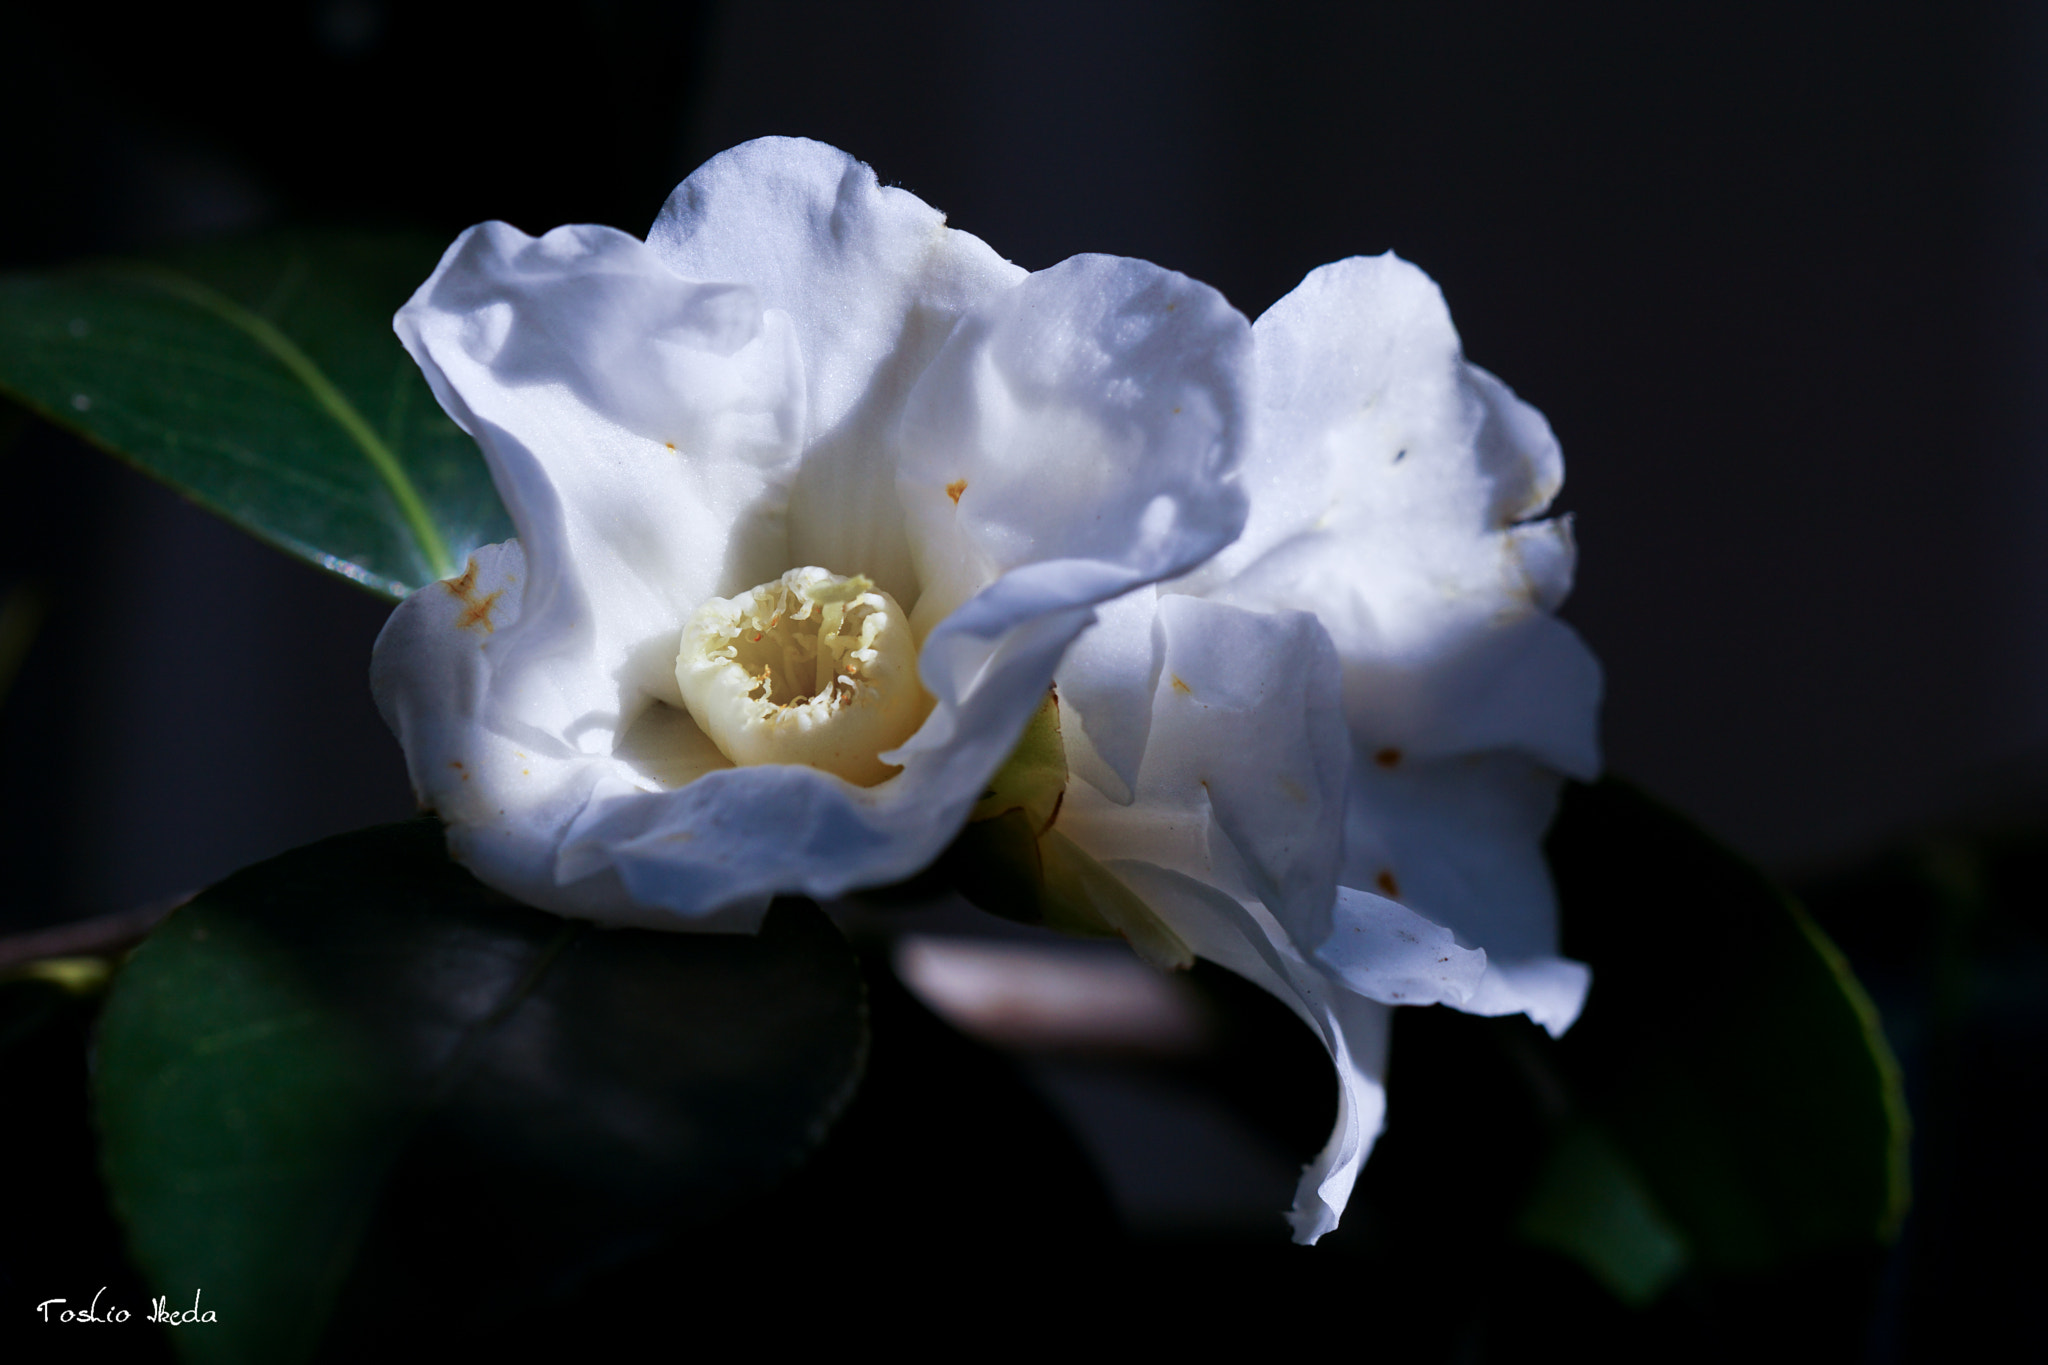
943,689,1192,965
970,686,1068,833
941,810,1192,969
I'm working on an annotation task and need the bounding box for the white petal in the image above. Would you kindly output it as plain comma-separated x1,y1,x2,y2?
1138,595,1348,938
1340,752,1591,1034
1048,591,1394,1238
382,207,1256,924
648,137,1027,605
394,219,806,733
1051,597,1346,920
1339,610,1604,781
1101,860,1389,1245
1187,252,1601,776
1314,885,1488,1008
896,253,1252,634
372,541,647,920
1459,956,1592,1039
1054,584,1162,804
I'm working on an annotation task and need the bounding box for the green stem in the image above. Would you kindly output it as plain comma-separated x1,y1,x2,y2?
122,264,456,582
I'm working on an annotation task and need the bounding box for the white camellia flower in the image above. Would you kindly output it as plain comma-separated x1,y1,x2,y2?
371,136,1594,1246
371,138,1251,931
1048,254,1603,1242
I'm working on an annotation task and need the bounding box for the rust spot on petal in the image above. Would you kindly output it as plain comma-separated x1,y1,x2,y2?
945,479,968,505
1376,868,1400,899
1170,675,1192,695
665,442,676,450
1374,747,1403,769
449,760,471,782
444,558,502,633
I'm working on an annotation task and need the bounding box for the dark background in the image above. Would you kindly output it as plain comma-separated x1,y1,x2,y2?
1,2,2039,1358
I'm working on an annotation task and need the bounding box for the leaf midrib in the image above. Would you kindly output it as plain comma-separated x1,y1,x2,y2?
114,263,456,583
305,916,587,1349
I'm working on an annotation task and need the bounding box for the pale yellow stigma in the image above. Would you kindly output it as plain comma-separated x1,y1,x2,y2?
675,568,925,787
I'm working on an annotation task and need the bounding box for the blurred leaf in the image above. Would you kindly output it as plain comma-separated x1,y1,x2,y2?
1518,1118,1689,1304
0,581,45,708
1544,778,1910,1280
95,820,866,1364
0,233,510,596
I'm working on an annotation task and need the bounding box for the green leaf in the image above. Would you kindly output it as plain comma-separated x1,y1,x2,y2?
1517,1118,1689,1304
1543,778,1910,1280
94,820,866,1363
0,233,511,597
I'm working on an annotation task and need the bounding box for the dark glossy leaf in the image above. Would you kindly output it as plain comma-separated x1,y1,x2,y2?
0,234,510,596
1544,778,1910,1278
1517,1118,1688,1304
94,820,865,1364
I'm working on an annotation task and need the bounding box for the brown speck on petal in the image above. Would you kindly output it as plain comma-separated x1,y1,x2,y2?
945,478,968,505
1170,675,1192,695
1376,869,1400,898
444,558,502,633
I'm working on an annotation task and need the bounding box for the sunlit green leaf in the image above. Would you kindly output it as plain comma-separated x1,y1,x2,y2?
0,234,510,597
95,820,866,1363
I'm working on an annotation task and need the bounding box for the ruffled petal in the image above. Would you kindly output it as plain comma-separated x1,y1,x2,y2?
1140,596,1348,937
896,253,1252,633
389,230,1254,925
394,219,807,735
1187,252,1601,777
1052,596,1347,932
1339,752,1590,1035
1098,860,1390,1245
1314,885,1488,1008
1049,594,1394,1241
1053,585,1161,804
372,541,649,920
648,137,1027,605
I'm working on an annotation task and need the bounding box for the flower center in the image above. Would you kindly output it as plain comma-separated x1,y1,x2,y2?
675,567,925,787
